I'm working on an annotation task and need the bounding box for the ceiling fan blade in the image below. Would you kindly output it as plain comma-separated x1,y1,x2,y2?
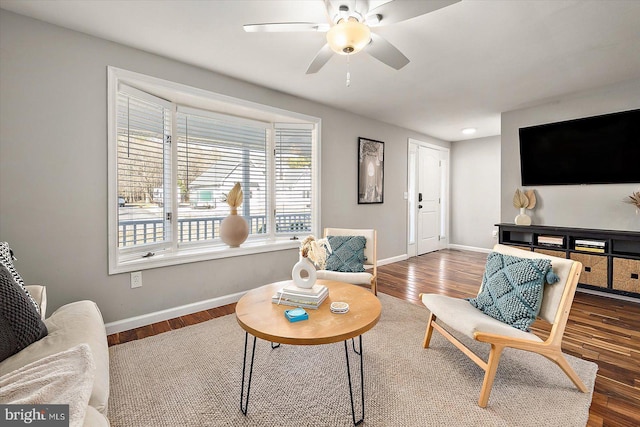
306,44,334,74
366,0,460,25
243,22,329,33
366,33,409,70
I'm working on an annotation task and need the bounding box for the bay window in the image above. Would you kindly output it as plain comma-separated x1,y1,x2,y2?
108,67,320,273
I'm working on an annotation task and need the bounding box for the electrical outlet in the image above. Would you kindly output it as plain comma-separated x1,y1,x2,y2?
130,271,142,288
492,230,498,238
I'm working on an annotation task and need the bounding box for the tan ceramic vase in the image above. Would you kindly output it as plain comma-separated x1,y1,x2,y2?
514,207,532,226
220,208,249,247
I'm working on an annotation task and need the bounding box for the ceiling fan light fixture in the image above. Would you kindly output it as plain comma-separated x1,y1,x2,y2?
326,18,371,55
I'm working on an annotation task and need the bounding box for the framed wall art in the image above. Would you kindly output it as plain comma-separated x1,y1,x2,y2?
358,137,384,204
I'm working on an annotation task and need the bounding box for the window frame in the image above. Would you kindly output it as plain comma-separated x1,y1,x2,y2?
107,67,321,274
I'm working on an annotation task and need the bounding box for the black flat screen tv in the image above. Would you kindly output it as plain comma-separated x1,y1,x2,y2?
519,109,640,186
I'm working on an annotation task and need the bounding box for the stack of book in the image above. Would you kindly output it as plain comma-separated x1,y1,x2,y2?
574,239,606,253
538,235,564,247
272,283,328,309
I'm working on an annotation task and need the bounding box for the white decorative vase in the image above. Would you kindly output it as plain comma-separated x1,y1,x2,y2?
291,257,317,289
220,208,249,247
515,207,532,226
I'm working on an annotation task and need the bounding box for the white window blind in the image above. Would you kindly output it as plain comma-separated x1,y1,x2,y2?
116,90,171,249
275,124,313,234
176,110,267,242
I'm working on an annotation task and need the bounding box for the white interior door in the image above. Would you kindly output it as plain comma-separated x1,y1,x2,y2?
417,146,441,255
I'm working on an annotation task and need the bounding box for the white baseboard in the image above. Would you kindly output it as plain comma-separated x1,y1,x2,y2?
378,254,408,266
105,291,246,335
447,244,492,254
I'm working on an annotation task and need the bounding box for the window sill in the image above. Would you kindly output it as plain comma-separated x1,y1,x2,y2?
109,238,300,275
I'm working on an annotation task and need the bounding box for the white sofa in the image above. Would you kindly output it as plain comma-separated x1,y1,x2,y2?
0,286,110,426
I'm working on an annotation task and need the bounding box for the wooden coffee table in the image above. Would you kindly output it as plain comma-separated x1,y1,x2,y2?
235,279,381,426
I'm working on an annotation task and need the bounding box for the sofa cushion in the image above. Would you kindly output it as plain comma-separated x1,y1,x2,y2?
0,265,48,362
0,300,110,416
325,235,366,272
0,242,40,314
468,251,556,332
25,285,47,320
0,343,95,427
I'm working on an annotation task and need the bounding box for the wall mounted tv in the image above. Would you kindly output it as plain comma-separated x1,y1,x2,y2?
519,108,640,186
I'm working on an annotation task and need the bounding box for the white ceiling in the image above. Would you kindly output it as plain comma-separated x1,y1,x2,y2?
2,0,640,141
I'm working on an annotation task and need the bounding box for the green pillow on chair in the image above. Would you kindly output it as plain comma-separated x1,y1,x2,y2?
324,235,366,273
468,251,559,332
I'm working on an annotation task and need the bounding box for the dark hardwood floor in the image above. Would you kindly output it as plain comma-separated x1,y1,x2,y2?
108,249,640,427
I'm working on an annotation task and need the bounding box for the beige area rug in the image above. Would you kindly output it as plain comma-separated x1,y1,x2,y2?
108,293,597,426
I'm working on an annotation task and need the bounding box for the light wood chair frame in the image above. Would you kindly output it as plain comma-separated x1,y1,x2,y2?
323,227,377,295
420,260,587,407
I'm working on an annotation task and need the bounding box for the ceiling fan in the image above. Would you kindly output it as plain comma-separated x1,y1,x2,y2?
243,0,460,75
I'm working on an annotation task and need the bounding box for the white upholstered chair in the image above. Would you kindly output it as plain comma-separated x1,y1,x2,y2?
420,244,587,407
316,228,377,295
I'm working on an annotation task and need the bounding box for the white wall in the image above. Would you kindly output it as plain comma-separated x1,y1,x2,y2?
501,79,640,230
450,135,501,249
0,10,449,322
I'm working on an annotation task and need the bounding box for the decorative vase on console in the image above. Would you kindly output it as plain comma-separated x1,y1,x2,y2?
220,183,249,247
623,190,640,216
513,188,536,226
292,235,332,289
515,207,532,226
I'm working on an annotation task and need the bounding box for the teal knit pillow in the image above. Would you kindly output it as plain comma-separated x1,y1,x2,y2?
325,236,366,273
468,252,559,331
